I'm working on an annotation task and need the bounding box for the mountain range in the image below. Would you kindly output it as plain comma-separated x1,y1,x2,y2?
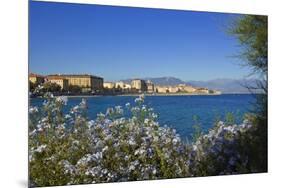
121,77,263,94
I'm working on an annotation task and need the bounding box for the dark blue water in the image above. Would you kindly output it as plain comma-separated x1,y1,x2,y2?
30,94,256,140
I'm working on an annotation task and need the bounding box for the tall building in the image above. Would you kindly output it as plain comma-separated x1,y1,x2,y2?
47,74,103,92
131,79,147,92
146,80,155,93
103,82,115,89
29,73,45,84
115,81,126,89
47,77,69,90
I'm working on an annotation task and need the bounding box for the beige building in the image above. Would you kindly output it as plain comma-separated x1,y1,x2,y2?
124,84,131,90
196,88,210,94
146,80,155,93
103,82,115,89
47,77,69,90
168,86,180,93
29,73,45,84
155,86,169,93
178,84,197,93
131,79,147,91
115,81,126,89
155,86,180,93
47,74,103,92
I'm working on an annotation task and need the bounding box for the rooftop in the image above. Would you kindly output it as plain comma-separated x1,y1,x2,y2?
47,74,103,79
29,73,45,78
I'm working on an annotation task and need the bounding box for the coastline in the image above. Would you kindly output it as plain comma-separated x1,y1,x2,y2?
31,92,223,98
30,93,259,99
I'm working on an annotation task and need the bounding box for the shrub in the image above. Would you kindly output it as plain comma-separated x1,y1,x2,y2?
29,94,263,187
29,94,190,186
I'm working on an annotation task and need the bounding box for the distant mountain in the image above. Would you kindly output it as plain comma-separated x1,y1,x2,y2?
121,77,263,94
187,78,263,93
146,77,186,86
121,77,185,86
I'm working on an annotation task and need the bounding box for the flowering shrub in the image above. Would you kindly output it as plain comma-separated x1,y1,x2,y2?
188,120,258,176
29,94,191,186
29,93,261,186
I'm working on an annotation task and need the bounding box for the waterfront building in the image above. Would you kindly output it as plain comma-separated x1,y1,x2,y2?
196,87,210,94
124,84,131,89
47,74,103,92
29,73,45,84
131,79,147,92
178,84,197,93
168,86,180,93
146,80,155,93
155,86,169,93
103,82,115,89
115,81,126,89
47,77,69,90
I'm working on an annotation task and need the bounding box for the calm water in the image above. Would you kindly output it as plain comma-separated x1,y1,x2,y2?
30,94,256,140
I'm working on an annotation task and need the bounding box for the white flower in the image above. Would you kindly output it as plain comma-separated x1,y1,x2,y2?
102,146,109,152
106,108,114,115
144,118,149,124
172,138,180,145
115,106,123,115
56,96,68,105
29,106,38,114
135,94,145,103
29,129,37,136
152,168,157,175
128,138,136,145
87,120,95,128
61,160,76,175
34,144,47,153
192,145,198,151
131,107,140,113
151,113,158,119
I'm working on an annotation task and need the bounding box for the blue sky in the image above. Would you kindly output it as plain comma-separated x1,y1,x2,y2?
29,1,250,82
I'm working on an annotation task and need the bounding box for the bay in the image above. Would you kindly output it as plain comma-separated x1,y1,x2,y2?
30,94,256,140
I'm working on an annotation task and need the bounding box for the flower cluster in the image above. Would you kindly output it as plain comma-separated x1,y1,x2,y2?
29,94,257,187
188,120,256,176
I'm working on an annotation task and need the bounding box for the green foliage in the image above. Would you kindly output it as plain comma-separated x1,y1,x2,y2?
29,81,37,92
42,82,61,92
68,85,82,93
192,115,202,142
225,112,235,126
229,15,268,75
228,15,268,173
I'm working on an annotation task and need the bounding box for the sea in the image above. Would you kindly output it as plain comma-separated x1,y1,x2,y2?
30,94,256,140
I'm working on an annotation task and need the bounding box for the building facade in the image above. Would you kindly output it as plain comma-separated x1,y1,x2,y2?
155,86,169,93
178,84,197,93
103,82,115,89
196,88,210,94
47,74,103,92
47,77,69,90
115,81,126,89
146,80,155,93
131,79,147,92
29,73,45,84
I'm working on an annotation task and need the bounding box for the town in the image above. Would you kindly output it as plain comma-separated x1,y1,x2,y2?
29,73,221,96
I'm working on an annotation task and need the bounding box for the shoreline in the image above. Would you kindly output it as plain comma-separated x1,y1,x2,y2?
30,93,257,98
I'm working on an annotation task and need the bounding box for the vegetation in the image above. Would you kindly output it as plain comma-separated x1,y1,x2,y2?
68,85,82,94
29,81,38,93
229,15,268,172
29,94,262,186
